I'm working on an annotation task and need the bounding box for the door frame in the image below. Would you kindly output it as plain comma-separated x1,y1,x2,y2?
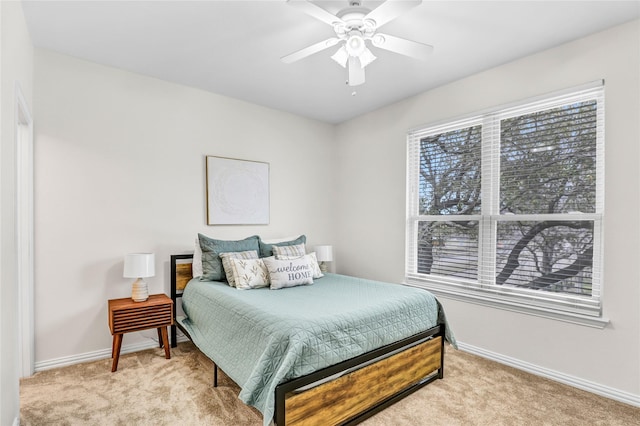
15,82,34,377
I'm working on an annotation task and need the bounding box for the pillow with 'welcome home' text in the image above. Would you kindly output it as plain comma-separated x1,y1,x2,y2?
262,256,314,289
276,252,324,279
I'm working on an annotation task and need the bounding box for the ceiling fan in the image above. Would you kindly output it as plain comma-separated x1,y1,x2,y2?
281,0,433,87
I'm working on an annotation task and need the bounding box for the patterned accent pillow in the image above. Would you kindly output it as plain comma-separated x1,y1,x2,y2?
198,234,260,281
258,235,306,258
219,250,259,287
230,258,270,290
276,252,324,279
263,256,314,290
272,243,306,258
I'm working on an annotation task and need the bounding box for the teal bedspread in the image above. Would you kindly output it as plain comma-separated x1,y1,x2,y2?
179,273,455,425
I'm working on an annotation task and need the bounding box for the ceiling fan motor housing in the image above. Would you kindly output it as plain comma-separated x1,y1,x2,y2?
336,8,375,34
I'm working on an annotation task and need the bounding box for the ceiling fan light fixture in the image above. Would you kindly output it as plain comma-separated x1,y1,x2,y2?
331,45,349,67
358,48,377,68
345,33,366,57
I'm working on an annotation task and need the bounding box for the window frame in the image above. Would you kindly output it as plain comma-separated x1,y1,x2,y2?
405,82,608,328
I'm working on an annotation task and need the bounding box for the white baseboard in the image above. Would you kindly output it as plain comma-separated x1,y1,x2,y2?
33,337,640,408
457,341,640,408
34,335,190,372
13,416,20,426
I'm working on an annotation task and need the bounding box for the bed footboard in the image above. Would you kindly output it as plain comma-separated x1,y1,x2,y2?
274,327,444,426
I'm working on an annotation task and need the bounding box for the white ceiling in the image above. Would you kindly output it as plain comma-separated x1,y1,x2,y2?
22,1,639,124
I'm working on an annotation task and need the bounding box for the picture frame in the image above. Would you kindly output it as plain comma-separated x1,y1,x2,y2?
205,156,270,225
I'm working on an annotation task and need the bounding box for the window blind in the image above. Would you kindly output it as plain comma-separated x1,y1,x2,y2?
406,82,604,321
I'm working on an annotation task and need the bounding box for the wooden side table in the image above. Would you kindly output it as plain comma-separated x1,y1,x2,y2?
108,293,174,372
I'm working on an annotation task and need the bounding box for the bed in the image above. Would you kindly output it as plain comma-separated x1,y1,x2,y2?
170,253,454,426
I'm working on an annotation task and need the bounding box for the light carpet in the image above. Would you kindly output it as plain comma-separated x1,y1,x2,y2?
20,342,639,425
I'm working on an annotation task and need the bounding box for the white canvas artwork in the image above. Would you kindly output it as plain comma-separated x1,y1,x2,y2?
206,156,270,225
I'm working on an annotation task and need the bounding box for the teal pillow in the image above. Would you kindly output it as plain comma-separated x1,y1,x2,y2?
258,235,306,258
198,234,260,281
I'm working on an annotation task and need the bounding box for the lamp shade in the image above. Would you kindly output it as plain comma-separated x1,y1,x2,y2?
123,253,155,278
315,245,333,262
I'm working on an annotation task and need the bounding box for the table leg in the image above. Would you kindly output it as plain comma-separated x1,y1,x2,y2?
111,334,123,372
160,327,171,359
157,328,163,348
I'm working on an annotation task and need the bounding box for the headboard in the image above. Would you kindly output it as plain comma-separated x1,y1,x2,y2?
170,254,194,347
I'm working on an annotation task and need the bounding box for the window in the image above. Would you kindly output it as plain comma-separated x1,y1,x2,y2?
406,83,605,326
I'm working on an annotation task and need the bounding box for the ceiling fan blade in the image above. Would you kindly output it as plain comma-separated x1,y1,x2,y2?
281,37,340,64
364,0,422,29
287,0,345,27
371,33,433,60
348,57,365,86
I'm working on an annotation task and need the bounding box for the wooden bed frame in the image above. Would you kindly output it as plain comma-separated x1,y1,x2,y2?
170,254,445,426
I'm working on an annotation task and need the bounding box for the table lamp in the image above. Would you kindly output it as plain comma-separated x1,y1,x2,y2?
315,245,333,273
123,253,155,302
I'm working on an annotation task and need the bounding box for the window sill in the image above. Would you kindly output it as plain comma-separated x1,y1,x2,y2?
404,279,610,329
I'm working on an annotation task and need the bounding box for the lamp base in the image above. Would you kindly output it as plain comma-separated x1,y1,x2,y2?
319,262,328,273
131,278,149,302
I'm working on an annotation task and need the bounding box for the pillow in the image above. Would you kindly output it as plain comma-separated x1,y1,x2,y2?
258,235,306,258
192,237,203,278
272,243,306,258
230,258,270,290
219,250,259,287
260,235,301,244
198,234,260,281
263,256,314,289
277,252,324,279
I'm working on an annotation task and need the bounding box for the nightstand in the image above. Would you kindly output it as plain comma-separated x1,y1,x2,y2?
108,293,174,372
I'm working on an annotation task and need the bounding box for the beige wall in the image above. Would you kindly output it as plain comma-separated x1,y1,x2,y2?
1,1,34,425
334,20,640,399
33,49,336,363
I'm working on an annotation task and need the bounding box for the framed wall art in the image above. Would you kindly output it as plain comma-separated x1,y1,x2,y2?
205,156,270,225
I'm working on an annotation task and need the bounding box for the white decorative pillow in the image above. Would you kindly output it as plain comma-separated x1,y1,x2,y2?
276,252,324,279
219,250,259,287
272,243,306,258
192,237,203,278
263,256,314,290
230,258,270,290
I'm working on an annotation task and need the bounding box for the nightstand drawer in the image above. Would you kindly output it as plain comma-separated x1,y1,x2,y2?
111,304,172,333
108,294,174,335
